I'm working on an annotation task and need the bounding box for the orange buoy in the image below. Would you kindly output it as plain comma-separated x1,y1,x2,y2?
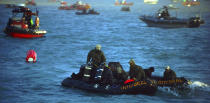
26,50,37,63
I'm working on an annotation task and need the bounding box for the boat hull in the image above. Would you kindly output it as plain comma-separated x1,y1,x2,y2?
75,13,100,15
62,77,157,95
139,16,203,28
140,16,188,28
4,27,47,38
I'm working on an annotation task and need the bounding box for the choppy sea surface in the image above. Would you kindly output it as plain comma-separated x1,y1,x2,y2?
0,0,210,103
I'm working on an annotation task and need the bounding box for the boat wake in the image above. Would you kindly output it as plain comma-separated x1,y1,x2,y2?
158,81,210,97
188,81,209,88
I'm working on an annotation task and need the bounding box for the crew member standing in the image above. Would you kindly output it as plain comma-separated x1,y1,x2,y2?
87,44,106,82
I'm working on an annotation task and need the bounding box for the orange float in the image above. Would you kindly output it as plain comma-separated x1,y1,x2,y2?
26,50,37,63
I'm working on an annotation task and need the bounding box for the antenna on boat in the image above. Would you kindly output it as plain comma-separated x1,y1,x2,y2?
36,8,39,16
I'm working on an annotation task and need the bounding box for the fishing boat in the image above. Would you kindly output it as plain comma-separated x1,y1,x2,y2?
139,6,204,28
4,6,47,38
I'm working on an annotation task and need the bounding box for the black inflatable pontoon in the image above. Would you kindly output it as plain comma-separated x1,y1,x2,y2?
62,77,157,95
151,76,189,87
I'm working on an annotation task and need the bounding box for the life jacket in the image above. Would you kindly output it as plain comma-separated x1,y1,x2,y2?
30,18,34,25
35,16,39,27
82,65,92,81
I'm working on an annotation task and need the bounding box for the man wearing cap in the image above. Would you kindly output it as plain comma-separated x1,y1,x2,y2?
129,59,145,81
163,66,176,80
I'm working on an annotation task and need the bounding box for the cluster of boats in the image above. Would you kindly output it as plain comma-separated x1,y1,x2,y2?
58,1,100,15
5,0,36,8
58,1,91,10
62,62,189,95
2,0,206,96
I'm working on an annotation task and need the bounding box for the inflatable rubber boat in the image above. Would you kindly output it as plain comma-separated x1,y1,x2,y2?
62,76,157,95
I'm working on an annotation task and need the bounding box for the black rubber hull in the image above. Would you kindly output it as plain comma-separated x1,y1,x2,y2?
75,12,100,15
139,16,202,28
151,76,189,87
62,77,157,95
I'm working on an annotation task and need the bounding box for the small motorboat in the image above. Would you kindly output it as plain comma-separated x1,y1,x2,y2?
139,6,204,28
58,1,91,10
121,6,130,11
58,6,75,10
75,9,100,15
4,6,47,38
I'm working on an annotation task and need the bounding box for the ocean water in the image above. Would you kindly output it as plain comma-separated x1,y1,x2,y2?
0,0,210,103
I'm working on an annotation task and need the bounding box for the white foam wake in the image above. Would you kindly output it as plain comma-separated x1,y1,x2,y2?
189,81,209,88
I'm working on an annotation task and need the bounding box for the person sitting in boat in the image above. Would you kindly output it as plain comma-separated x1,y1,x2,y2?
144,67,154,78
163,66,176,80
87,44,106,81
108,62,128,84
129,59,145,81
158,6,170,20
101,65,114,85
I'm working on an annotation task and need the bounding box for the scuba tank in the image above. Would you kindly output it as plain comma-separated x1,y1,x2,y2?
94,63,105,82
94,68,104,81
82,65,92,82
